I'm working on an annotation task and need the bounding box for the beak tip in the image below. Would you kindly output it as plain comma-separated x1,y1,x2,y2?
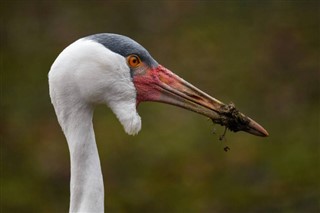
262,129,269,137
246,118,269,137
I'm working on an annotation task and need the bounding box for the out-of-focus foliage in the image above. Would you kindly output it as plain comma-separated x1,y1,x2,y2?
1,1,319,212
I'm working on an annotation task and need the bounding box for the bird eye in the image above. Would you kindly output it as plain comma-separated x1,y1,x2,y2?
127,55,141,68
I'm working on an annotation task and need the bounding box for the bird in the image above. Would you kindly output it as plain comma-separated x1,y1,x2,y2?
48,33,268,213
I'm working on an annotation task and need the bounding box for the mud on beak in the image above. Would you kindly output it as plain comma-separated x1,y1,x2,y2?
133,65,269,137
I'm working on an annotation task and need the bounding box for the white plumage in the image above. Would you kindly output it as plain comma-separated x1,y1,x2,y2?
49,39,141,212
49,39,141,136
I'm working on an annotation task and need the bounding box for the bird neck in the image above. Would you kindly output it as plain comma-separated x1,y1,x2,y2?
58,104,104,213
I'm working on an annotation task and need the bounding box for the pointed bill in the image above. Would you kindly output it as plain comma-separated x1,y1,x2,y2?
133,65,269,137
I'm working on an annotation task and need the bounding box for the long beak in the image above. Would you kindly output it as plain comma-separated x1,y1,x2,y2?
133,65,269,137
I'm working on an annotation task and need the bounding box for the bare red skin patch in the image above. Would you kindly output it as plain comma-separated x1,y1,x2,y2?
133,65,174,104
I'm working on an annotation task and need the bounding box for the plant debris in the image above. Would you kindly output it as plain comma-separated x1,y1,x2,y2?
219,128,230,152
211,103,250,133
211,125,231,152
219,127,227,141
210,103,251,152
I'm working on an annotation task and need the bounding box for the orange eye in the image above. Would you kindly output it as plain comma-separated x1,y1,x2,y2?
127,55,141,68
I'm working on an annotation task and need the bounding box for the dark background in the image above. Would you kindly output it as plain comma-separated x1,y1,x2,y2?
2,1,319,212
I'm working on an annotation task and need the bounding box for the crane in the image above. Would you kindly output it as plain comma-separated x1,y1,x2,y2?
48,33,268,213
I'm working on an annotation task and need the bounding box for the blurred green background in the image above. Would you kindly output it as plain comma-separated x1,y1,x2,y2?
1,1,319,212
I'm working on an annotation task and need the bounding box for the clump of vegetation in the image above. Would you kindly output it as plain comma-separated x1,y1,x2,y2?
211,103,251,152
211,103,250,133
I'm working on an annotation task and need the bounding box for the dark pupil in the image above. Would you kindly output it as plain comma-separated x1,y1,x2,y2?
132,58,137,64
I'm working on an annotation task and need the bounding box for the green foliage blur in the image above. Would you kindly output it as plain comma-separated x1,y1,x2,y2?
1,1,319,212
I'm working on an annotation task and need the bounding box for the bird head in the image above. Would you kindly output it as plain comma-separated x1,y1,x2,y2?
49,33,268,137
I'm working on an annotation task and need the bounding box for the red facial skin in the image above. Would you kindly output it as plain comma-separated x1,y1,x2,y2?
133,65,165,104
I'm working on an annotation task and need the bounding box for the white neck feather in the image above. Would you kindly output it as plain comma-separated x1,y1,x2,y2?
60,103,104,213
